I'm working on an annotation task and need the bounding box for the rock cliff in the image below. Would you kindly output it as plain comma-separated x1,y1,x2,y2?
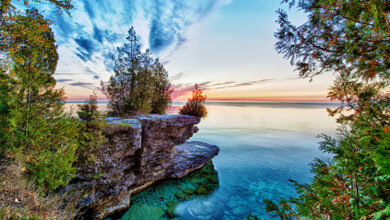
64,115,219,219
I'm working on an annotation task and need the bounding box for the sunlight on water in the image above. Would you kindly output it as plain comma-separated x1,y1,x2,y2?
65,102,338,219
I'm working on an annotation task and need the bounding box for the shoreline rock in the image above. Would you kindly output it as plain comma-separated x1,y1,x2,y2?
63,115,219,219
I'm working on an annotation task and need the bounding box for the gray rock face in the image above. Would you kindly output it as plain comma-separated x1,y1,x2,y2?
167,141,219,179
133,115,200,185
67,115,218,219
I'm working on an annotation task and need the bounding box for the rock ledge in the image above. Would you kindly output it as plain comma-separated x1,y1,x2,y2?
67,115,219,219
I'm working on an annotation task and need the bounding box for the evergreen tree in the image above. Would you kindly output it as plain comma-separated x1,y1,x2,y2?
265,0,390,219
101,26,172,116
76,93,107,170
0,9,79,192
151,58,172,114
77,92,100,124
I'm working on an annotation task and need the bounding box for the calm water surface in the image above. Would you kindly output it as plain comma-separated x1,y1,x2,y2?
66,102,338,219
173,102,337,219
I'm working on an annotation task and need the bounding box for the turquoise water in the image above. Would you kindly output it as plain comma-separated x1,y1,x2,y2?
66,101,338,219
169,102,337,219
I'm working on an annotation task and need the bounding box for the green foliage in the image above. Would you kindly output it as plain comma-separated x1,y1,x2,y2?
77,94,99,123
179,84,207,118
265,0,390,219
0,72,14,149
0,0,73,17
263,198,298,220
276,0,389,81
101,26,172,116
0,9,79,192
75,94,107,168
286,96,390,219
150,58,173,114
25,118,79,191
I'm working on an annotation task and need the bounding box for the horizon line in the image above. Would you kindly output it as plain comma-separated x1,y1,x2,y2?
66,95,335,103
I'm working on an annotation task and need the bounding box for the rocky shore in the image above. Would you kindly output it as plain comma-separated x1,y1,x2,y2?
62,115,219,219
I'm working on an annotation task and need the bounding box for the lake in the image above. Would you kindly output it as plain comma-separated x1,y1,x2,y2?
66,101,338,219
172,102,337,219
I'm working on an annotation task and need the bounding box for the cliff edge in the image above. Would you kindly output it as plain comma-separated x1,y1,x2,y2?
62,115,219,219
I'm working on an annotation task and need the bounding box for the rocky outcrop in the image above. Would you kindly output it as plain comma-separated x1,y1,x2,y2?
132,115,201,186
167,141,219,179
65,115,219,219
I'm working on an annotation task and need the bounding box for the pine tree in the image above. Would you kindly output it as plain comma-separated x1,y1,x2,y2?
151,59,172,114
101,26,172,116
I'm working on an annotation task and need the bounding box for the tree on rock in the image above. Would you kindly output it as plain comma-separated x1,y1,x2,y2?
101,26,172,116
151,58,172,114
179,84,207,118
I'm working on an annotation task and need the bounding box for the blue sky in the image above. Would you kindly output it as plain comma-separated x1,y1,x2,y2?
17,0,334,101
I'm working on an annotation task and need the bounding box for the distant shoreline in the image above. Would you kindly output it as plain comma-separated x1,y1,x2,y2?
66,100,339,105
65,101,340,110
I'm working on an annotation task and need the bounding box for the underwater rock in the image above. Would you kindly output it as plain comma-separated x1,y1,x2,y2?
182,196,224,220
65,115,219,219
120,204,164,220
232,206,247,216
119,162,219,220
166,201,179,217
226,199,238,210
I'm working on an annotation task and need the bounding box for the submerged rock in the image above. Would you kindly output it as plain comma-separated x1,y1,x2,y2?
119,162,219,220
232,206,247,216
120,204,164,220
166,201,179,217
64,114,219,219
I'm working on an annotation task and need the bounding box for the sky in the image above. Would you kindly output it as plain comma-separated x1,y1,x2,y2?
17,0,335,101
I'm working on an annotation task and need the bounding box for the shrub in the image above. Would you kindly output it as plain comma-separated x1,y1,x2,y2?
76,93,107,167
77,92,106,131
77,92,99,123
179,84,207,118
23,116,80,192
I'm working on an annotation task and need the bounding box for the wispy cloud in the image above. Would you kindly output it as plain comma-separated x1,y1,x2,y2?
170,72,185,81
70,82,95,87
26,0,232,83
171,78,275,99
15,0,232,98
56,79,73,83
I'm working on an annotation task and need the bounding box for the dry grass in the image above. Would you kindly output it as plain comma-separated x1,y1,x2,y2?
0,154,78,220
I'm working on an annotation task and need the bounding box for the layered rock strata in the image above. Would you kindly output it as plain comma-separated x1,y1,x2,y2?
65,115,219,219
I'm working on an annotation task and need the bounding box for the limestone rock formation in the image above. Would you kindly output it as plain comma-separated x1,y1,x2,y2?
65,115,219,219
132,115,201,185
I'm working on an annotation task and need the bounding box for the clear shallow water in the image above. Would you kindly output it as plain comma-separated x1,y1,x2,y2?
171,102,337,219
65,101,338,219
